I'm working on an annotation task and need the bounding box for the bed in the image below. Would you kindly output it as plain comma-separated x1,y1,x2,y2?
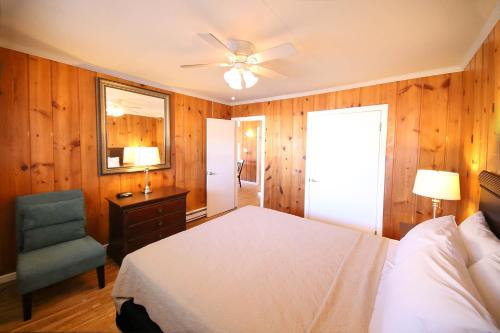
113,171,500,332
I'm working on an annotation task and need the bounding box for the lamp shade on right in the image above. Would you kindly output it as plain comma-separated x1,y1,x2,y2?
413,170,461,200
134,147,160,167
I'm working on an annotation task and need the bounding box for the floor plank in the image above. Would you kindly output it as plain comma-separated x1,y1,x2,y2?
237,182,260,207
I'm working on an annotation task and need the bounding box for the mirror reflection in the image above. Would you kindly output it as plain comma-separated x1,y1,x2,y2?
97,79,171,175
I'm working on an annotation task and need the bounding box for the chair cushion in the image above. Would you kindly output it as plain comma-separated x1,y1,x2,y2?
21,197,86,252
17,236,105,294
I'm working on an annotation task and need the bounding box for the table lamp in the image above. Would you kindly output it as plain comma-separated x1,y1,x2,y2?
412,169,460,218
133,147,160,194
123,146,138,165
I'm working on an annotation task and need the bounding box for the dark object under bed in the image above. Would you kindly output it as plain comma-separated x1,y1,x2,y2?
116,299,162,333
115,170,500,333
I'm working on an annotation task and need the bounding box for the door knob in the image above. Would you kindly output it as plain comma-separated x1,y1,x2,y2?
207,171,216,176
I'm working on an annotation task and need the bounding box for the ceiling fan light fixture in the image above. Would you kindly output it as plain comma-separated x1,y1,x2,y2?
106,101,125,117
182,33,292,90
242,70,258,88
224,67,243,90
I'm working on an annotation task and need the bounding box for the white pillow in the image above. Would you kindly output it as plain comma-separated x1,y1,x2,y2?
469,251,500,326
381,242,497,333
459,211,500,265
396,215,469,266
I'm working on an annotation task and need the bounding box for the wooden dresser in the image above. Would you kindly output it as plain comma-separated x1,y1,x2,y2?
106,187,189,264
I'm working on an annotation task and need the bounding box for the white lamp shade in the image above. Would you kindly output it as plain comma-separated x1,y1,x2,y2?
242,70,258,88
133,147,160,166
123,146,137,164
413,169,460,200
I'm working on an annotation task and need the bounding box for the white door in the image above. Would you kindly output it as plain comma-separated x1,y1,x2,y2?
305,105,387,235
207,118,237,217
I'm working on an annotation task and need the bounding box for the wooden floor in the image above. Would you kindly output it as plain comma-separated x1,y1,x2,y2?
0,259,120,332
237,182,260,207
0,217,219,332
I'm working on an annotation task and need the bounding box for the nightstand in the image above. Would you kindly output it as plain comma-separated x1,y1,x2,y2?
106,187,189,264
399,222,417,240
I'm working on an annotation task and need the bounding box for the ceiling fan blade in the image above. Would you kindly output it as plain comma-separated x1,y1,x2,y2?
249,65,287,79
247,43,296,64
180,63,231,69
198,33,234,54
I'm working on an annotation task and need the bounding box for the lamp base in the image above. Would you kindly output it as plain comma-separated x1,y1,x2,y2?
431,198,441,219
142,167,152,194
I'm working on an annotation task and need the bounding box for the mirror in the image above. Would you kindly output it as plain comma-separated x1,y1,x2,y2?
97,79,171,175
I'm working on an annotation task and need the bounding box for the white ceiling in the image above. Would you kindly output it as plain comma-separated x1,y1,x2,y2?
0,0,497,104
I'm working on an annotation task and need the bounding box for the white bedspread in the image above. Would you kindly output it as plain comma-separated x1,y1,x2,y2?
113,206,389,333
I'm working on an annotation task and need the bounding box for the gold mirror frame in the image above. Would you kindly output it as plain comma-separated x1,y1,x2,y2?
97,78,171,175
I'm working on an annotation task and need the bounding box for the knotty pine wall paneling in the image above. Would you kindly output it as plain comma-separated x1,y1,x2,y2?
78,68,100,240
237,120,259,182
233,27,500,237
106,115,163,148
232,74,466,239
52,62,82,191
29,56,54,194
457,22,500,221
0,49,31,274
0,47,230,275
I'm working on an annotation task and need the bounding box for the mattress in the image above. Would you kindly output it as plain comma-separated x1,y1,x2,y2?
113,206,394,332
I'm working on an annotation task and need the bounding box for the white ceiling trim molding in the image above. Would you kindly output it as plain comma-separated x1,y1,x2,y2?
0,38,231,106
230,65,463,106
461,2,500,68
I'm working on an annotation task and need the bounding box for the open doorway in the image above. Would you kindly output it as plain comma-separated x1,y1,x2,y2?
232,116,265,208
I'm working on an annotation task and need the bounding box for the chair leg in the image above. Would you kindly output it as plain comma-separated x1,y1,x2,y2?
97,265,105,289
22,292,32,321
238,176,242,188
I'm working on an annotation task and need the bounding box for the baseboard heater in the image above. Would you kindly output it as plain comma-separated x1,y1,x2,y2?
186,207,207,223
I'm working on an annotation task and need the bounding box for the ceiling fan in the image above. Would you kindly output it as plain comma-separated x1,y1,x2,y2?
180,33,296,90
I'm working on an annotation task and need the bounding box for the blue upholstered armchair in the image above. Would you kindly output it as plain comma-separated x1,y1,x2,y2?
15,189,106,321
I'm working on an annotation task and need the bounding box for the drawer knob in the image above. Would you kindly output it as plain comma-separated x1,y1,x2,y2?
157,208,164,214
158,221,164,227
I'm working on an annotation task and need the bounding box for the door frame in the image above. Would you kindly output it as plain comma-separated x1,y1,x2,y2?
304,104,388,235
231,115,266,208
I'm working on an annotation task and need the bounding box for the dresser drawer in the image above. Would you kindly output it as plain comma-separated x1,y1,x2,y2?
125,198,185,225
106,187,188,264
126,222,186,253
126,211,185,239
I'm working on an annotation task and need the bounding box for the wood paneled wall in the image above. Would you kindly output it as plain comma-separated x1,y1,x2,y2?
232,73,465,239
237,120,260,183
0,47,230,274
232,21,500,239
457,22,500,221
106,114,164,149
